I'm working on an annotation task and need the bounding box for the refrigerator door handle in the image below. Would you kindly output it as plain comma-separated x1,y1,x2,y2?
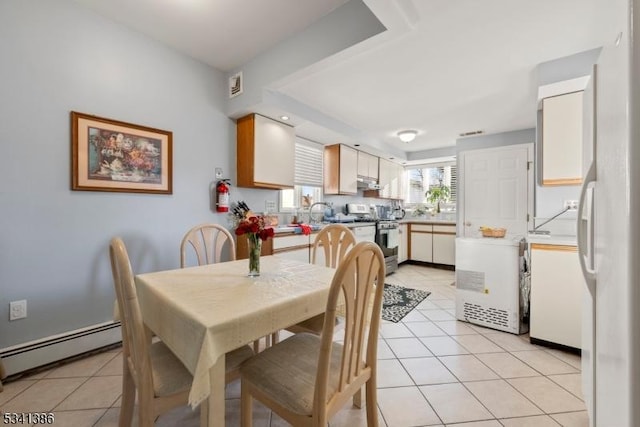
577,162,597,290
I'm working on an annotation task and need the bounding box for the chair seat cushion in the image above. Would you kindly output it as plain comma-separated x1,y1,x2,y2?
151,342,253,397
150,341,193,397
226,344,255,372
240,333,343,415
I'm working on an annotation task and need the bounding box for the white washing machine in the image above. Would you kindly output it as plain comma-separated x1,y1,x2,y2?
455,236,529,334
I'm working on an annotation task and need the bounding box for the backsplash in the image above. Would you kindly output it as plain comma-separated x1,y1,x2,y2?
531,216,577,236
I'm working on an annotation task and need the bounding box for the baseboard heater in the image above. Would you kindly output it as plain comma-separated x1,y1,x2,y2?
0,321,122,377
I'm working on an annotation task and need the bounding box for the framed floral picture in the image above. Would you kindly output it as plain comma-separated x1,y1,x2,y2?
71,111,172,194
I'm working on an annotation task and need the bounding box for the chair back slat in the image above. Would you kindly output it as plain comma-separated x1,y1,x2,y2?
180,224,236,268
313,241,385,416
311,224,356,267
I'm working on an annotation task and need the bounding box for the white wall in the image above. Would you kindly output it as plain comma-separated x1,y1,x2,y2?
0,0,270,349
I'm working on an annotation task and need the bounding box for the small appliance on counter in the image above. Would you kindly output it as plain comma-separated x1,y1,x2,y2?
391,200,406,220
323,213,357,223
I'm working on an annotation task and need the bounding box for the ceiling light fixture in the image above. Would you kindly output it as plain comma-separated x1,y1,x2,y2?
397,130,418,143
280,115,290,121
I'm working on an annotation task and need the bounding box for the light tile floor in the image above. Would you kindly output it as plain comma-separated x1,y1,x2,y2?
0,264,588,426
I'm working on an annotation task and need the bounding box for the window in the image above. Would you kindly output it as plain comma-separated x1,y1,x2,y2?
405,163,457,207
279,138,323,212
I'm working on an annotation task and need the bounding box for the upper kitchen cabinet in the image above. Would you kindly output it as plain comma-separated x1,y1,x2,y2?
541,91,584,186
377,159,404,199
324,144,358,195
357,151,379,180
236,114,295,189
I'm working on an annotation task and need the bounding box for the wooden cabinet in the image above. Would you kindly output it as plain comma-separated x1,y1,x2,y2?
378,158,393,198
409,224,433,262
371,159,404,200
408,223,455,266
541,91,583,186
236,234,274,259
357,151,379,180
530,243,583,349
238,233,312,262
391,163,404,199
432,225,456,265
324,144,358,195
398,224,408,263
236,114,295,189
272,234,311,263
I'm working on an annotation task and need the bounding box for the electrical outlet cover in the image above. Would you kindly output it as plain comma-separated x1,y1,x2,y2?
9,300,27,320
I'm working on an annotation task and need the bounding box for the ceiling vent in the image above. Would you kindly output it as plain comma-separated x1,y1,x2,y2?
459,130,484,137
229,71,243,98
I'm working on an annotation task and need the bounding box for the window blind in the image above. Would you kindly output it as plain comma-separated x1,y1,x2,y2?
294,139,323,186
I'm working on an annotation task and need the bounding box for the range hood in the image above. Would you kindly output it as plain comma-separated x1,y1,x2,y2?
357,176,380,189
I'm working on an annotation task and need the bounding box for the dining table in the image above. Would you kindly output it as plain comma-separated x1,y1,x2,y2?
134,255,336,427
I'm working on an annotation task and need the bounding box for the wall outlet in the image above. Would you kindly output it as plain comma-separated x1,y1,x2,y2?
564,200,579,210
265,200,276,213
9,299,27,321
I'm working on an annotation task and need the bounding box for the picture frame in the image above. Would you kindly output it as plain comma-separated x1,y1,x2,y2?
71,111,172,194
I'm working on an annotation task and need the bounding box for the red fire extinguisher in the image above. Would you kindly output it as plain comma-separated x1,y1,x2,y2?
216,179,230,213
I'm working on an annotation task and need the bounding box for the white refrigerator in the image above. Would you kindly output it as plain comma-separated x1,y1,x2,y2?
578,0,640,425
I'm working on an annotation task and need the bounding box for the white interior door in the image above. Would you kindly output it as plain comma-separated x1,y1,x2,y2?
460,145,532,237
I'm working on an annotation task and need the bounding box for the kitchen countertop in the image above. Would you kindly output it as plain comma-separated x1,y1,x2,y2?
272,221,377,235
527,234,577,246
400,218,456,225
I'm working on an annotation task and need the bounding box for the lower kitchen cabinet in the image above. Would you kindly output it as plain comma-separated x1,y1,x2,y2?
410,224,433,262
272,234,311,263
408,223,455,266
237,233,311,263
530,243,583,350
398,224,408,263
432,225,456,265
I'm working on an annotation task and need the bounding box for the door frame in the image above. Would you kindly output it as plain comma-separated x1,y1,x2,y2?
456,143,534,237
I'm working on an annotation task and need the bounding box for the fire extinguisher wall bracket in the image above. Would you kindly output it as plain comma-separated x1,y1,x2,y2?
216,179,230,213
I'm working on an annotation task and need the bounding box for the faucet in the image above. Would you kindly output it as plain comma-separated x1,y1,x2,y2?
308,202,330,224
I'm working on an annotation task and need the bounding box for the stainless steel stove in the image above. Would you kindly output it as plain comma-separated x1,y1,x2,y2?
347,204,399,275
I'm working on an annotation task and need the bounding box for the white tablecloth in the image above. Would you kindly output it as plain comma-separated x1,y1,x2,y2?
134,256,336,409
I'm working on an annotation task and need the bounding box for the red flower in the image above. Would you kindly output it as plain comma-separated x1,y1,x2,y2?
234,215,274,241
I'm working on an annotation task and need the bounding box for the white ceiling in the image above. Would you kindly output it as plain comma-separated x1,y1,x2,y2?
72,0,609,160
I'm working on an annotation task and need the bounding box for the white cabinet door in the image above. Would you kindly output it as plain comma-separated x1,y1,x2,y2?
369,155,379,180
530,244,583,349
432,225,456,265
357,151,379,179
273,234,310,263
339,145,358,194
275,247,310,263
357,151,369,177
352,225,376,243
542,91,583,186
378,158,393,198
398,224,408,263
253,115,295,188
410,231,432,262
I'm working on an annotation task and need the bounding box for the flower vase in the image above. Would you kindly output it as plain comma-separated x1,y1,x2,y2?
247,234,261,277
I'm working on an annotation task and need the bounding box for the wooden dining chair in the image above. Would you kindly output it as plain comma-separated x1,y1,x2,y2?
286,224,356,335
110,237,253,427
180,224,275,352
240,241,386,427
180,223,236,268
